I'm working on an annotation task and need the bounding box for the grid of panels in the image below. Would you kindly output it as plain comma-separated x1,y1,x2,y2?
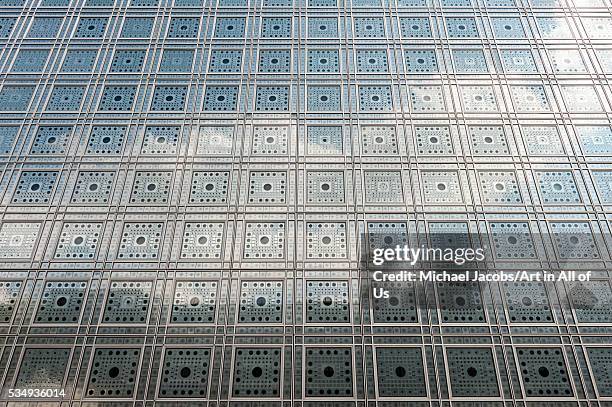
0,0,611,403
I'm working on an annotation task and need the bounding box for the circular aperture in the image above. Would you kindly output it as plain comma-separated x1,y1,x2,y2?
180,367,192,378
108,367,120,378
395,366,406,377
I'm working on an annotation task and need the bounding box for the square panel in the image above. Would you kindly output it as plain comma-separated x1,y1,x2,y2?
61,49,95,72
491,17,526,38
75,17,107,37
197,126,234,155
582,17,612,39
12,171,59,204
587,348,612,397
478,171,522,204
576,126,612,155
308,50,339,73
404,50,438,73
452,49,487,73
307,86,341,111
0,281,22,322
28,17,62,38
502,281,553,323
592,171,612,203
550,222,599,259
445,17,478,38
561,86,603,112
367,221,409,257
189,171,230,204
310,0,336,4
307,171,345,204
307,126,343,155
54,222,102,259
516,348,573,397
129,171,173,204
99,86,137,111
159,348,211,398
376,348,426,397
243,222,285,259
372,281,417,323
510,85,551,112
305,348,353,397
46,86,85,111
549,49,587,73
596,49,612,73
0,127,18,154
409,86,445,112
0,223,40,259
308,17,338,38
232,348,281,397
248,171,287,204
306,222,347,259
252,126,288,155
110,50,146,73
71,171,115,204
12,49,49,72
568,281,612,323
0,85,34,112
88,125,124,153
261,17,291,38
430,222,469,253
421,171,462,203
151,86,188,111
120,17,153,38
400,17,432,38
142,126,180,155
31,126,71,155
536,17,572,39
171,281,217,323
459,86,498,112
86,348,140,397
398,0,427,5
415,126,453,155
209,49,242,73
238,281,283,323
15,348,70,389
447,348,499,397
358,85,393,111
364,171,403,203
354,17,385,38
258,49,291,73
0,18,16,38
490,222,537,259
168,17,199,38
521,126,564,155
255,86,289,111
214,17,246,38
535,171,580,204
361,126,398,155
102,281,152,323
356,49,388,73
34,281,87,323
499,50,538,73
307,280,349,323
117,223,163,259
203,85,239,111
437,282,485,323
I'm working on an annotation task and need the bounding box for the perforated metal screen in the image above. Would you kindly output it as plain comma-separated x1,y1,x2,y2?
0,0,611,403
